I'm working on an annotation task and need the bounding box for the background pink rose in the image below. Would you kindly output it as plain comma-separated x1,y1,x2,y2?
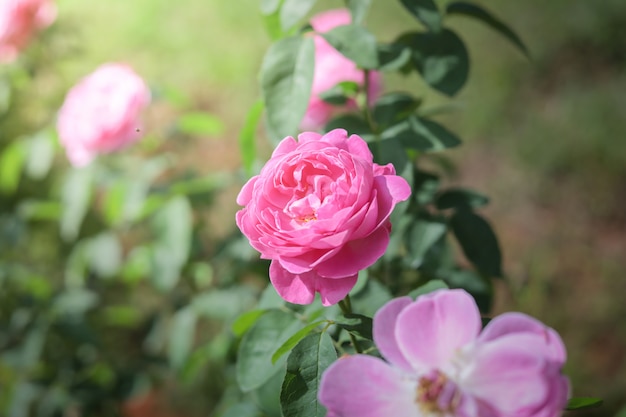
236,129,410,305
300,9,382,131
0,0,56,63
320,289,570,417
57,63,151,166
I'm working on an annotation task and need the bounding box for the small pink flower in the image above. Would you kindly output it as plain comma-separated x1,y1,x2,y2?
319,289,570,417
236,129,410,306
57,63,150,166
0,0,56,63
300,9,382,131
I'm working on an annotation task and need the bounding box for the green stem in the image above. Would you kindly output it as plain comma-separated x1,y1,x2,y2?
338,295,363,354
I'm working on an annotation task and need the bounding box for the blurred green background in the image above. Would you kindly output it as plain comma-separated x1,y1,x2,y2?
4,0,626,415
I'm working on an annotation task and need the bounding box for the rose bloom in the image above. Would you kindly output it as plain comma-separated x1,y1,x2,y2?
236,129,410,306
0,0,56,63
300,8,382,131
319,289,570,417
57,63,151,166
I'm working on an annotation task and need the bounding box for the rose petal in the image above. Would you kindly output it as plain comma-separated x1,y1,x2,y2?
317,274,358,306
395,289,481,371
269,261,317,305
373,296,414,372
319,355,417,417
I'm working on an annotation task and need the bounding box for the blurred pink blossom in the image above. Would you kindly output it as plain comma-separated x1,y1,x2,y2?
300,8,382,131
320,289,570,417
0,0,56,63
57,63,151,166
236,129,410,305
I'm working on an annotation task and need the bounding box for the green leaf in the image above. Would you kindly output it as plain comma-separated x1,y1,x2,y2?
350,278,392,317
370,137,409,173
280,0,317,32
443,268,493,313
261,0,282,15
403,29,469,96
450,209,503,278
261,35,315,141
0,76,11,115
280,332,337,417
221,403,261,417
60,166,93,241
324,114,372,140
377,43,413,71
436,188,489,210
399,0,442,32
168,307,197,369
406,217,447,268
334,313,373,340
565,397,603,411
0,140,26,194
86,232,122,278
272,320,325,364
24,130,55,180
236,310,301,392
192,288,256,320
446,1,529,58
322,25,379,69
239,99,264,177
318,81,359,106
177,112,224,136
345,0,372,24
232,310,268,337
16,200,61,221
373,92,421,127
408,279,449,299
382,116,461,151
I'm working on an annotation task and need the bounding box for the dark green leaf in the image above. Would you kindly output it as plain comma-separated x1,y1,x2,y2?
446,2,529,58
280,332,337,417
382,116,461,151
399,0,442,32
345,0,372,24
404,29,469,96
334,313,373,340
377,43,413,71
177,112,224,136
350,278,392,317
322,25,379,69
168,307,197,369
369,137,409,174
324,114,372,140
436,188,489,210
408,279,449,299
565,397,603,411
236,310,301,392
450,209,503,278
373,92,421,127
261,36,315,141
406,217,447,268
318,81,359,105
60,166,93,241
272,320,325,364
239,99,264,177
281,0,318,32
413,169,440,205
443,268,493,313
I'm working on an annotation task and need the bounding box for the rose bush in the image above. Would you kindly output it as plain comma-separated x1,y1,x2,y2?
57,63,150,166
319,289,570,417
236,129,410,306
0,0,56,63
299,8,382,131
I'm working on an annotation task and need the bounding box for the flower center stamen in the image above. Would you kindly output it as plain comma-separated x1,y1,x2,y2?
415,370,460,415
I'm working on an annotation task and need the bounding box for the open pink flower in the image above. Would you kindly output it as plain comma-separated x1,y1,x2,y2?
300,9,382,131
0,0,56,63
57,63,150,166
319,289,570,417
236,129,410,306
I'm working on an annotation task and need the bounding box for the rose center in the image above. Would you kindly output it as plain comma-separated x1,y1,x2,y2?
415,370,460,415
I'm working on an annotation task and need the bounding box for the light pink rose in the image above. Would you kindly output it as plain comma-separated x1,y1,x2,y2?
319,289,570,417
57,63,151,166
236,129,411,306
300,9,382,131
0,0,56,63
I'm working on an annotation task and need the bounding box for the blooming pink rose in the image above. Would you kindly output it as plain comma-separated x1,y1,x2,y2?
300,9,382,131
319,289,570,417
236,129,410,306
0,0,56,63
57,63,151,166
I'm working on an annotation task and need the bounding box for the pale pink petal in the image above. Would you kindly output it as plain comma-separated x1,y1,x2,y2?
479,312,567,363
236,176,259,206
310,8,351,33
269,261,316,305
372,296,414,372
319,355,417,417
395,289,481,370
271,136,298,157
317,275,358,306
315,225,390,278
297,131,324,143
378,175,412,204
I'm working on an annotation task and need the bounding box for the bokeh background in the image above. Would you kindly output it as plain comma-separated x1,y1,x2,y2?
2,0,625,415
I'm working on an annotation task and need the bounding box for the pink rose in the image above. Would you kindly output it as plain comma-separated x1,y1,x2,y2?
320,289,570,417
57,63,151,166
236,129,410,306
300,9,382,131
0,0,56,63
